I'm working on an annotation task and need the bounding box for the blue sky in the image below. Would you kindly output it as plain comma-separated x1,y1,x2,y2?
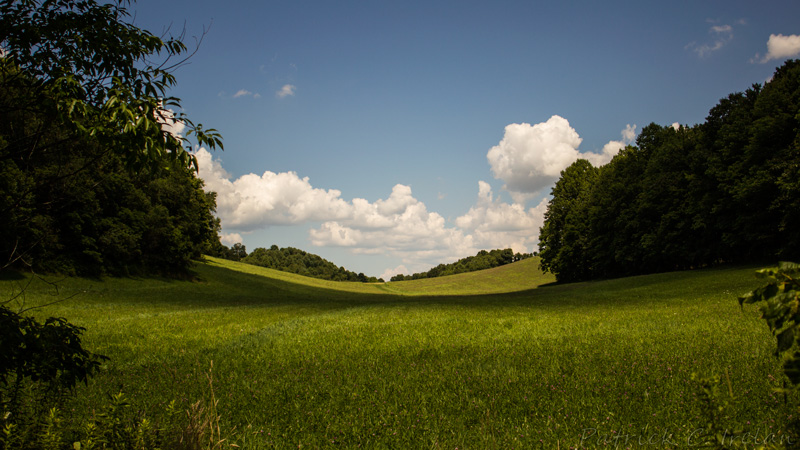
133,0,800,278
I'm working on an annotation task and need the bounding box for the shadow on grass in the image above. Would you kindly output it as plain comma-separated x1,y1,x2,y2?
0,270,27,281
7,258,764,317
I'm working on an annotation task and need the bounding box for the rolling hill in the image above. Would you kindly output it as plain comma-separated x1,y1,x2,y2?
2,256,787,449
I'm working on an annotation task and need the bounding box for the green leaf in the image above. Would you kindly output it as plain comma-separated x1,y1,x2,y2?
776,326,796,355
779,261,800,272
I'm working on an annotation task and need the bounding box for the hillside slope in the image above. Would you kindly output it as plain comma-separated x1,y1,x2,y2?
2,254,780,449
204,255,555,297
379,256,555,296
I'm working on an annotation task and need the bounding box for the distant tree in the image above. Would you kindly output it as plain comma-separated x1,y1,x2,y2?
241,246,371,282
231,243,247,261
390,248,525,282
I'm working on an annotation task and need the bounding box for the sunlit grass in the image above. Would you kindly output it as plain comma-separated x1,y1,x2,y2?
3,259,791,448
377,257,555,296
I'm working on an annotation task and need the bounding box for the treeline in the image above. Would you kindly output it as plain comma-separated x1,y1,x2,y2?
213,244,383,282
538,59,800,283
209,242,248,261
390,249,533,281
0,66,220,277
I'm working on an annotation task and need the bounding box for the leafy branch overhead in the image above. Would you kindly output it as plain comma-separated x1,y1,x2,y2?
739,262,800,384
1,0,225,276
0,0,222,172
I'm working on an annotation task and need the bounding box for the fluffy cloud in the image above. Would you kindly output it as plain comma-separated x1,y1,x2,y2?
487,116,583,195
276,84,296,98
195,148,351,230
487,116,636,196
309,184,477,264
308,181,550,274
754,34,800,63
455,181,548,254
196,149,477,269
195,115,631,276
198,148,550,274
380,265,409,281
220,232,243,246
585,124,637,167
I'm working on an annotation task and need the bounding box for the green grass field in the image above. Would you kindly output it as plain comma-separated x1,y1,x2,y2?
3,257,795,449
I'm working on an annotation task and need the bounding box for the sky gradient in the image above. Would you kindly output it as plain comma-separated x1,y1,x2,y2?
132,0,800,278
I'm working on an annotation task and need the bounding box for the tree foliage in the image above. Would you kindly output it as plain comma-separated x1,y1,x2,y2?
0,0,222,172
0,302,108,444
0,68,221,276
539,60,800,282
0,0,224,276
242,245,382,283
0,303,107,404
390,249,531,281
0,0,228,444
538,160,598,283
739,262,800,384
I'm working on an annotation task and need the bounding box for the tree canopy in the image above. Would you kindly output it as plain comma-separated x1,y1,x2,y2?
241,245,382,283
0,0,222,171
538,59,800,282
0,0,223,275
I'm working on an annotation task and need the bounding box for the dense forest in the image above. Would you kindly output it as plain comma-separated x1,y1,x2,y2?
538,59,800,283
389,248,532,281
0,68,221,277
214,244,383,282
0,1,224,277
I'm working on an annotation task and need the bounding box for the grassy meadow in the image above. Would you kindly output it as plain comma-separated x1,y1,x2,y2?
3,257,795,449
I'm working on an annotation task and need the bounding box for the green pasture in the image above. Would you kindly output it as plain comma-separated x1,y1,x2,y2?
3,257,793,448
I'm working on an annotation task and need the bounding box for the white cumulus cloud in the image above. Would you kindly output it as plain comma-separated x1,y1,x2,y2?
220,232,243,246
585,123,637,167
231,89,261,99
486,116,636,197
381,265,409,281
195,148,351,230
195,140,600,277
309,184,474,254
754,34,800,63
195,149,479,271
487,116,583,195
455,181,548,254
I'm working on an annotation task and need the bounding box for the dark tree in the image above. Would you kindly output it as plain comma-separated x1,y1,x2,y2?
538,60,800,283
0,0,223,440
1,0,223,275
538,159,598,282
